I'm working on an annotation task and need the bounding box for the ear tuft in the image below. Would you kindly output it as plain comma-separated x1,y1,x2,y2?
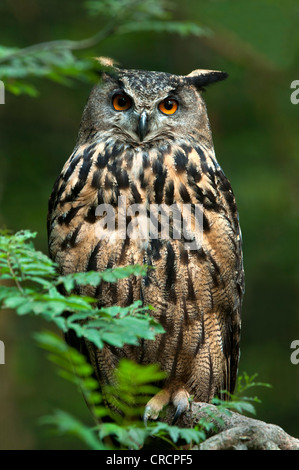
94,56,119,68
93,57,120,80
185,69,228,88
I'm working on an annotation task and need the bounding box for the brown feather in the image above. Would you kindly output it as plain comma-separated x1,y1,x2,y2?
48,67,244,418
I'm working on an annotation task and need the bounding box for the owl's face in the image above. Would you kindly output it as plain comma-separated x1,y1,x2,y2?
78,67,227,147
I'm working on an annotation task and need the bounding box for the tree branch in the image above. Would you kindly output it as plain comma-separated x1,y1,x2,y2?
169,402,299,450
0,22,117,64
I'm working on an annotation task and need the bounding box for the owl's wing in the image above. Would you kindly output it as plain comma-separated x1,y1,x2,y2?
214,168,245,396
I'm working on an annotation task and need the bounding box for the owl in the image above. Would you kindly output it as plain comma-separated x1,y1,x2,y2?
47,65,244,424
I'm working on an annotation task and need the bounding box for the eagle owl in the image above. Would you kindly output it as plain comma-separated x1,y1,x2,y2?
47,65,244,423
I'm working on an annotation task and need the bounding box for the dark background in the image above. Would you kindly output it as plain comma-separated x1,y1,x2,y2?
0,0,298,449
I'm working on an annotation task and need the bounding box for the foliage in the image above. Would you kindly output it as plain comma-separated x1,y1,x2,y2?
0,0,297,448
211,372,272,417
0,230,163,349
37,330,271,449
0,0,210,97
36,329,210,450
0,230,271,449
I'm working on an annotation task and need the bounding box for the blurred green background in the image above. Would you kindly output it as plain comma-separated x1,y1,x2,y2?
0,0,298,449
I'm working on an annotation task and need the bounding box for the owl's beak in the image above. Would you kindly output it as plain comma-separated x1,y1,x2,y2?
137,110,148,142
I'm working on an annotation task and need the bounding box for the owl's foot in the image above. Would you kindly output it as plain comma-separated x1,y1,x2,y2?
143,387,190,425
144,389,171,425
172,388,190,424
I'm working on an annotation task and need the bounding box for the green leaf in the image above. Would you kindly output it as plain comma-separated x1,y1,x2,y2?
0,286,21,304
118,20,211,37
4,81,39,97
40,410,106,450
149,421,204,445
57,265,148,293
99,422,150,450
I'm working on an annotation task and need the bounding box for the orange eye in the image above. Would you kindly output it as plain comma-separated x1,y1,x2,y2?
112,93,132,111
158,98,178,115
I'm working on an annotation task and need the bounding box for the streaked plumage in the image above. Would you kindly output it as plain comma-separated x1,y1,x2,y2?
48,65,244,421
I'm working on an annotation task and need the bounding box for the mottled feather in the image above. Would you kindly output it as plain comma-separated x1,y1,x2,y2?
48,66,244,418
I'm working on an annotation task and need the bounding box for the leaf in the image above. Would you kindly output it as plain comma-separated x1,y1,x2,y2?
57,265,148,293
118,20,211,37
4,81,39,97
0,286,21,304
98,422,146,450
40,410,106,450
235,371,272,397
0,0,214,98
150,422,204,445
77,327,104,349
3,296,27,310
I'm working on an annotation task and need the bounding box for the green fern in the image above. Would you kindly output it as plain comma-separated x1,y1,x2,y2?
0,230,163,350
0,229,272,450
35,331,207,450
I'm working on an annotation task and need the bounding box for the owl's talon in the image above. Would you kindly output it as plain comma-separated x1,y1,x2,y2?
172,403,187,424
172,405,183,424
143,408,149,427
143,405,159,426
143,389,171,426
172,389,190,424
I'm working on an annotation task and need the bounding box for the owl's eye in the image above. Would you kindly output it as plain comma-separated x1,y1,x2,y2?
158,98,178,115
112,93,132,111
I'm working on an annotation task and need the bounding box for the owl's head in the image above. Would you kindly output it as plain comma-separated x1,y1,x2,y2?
77,65,227,147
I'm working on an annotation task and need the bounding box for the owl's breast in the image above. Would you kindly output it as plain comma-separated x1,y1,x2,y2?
48,138,242,312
